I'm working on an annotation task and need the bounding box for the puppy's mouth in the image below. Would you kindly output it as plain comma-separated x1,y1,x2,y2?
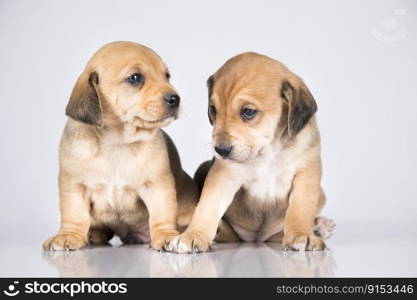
213,148,250,163
214,154,251,163
132,113,177,129
213,152,233,161
143,113,177,123
213,147,261,163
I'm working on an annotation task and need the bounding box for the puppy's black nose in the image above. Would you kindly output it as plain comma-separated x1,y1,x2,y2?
164,93,180,108
215,144,233,158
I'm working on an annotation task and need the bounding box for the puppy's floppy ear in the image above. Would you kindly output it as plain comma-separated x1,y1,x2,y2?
207,75,214,125
65,71,103,126
281,80,317,137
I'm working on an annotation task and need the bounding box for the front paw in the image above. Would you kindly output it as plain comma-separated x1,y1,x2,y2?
150,229,180,251
43,233,87,251
167,230,212,254
283,232,326,251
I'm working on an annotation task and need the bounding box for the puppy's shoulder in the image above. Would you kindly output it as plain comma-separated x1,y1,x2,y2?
60,119,99,162
286,117,320,152
285,116,321,170
159,129,182,172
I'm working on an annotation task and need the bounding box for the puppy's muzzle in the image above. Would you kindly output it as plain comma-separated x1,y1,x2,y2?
214,143,233,158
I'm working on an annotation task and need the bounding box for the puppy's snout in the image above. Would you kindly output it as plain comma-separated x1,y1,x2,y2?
164,93,180,108
214,143,233,158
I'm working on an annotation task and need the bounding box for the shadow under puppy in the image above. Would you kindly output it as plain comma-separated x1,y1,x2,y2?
170,52,335,253
43,41,198,251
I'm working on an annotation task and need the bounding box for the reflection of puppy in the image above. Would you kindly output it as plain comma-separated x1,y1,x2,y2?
171,52,334,253
215,244,336,277
265,244,336,277
43,246,154,277
149,252,218,277
43,245,218,277
43,41,198,251
43,243,335,277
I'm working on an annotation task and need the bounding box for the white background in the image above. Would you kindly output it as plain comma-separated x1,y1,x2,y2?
0,0,416,276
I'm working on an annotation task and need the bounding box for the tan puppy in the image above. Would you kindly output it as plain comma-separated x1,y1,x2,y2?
170,52,335,253
43,41,198,251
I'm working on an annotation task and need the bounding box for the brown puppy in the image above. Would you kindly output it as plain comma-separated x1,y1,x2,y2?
43,41,198,251
169,52,335,253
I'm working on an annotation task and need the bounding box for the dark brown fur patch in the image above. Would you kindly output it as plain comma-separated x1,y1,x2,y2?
66,71,102,126
281,80,317,137
207,75,214,125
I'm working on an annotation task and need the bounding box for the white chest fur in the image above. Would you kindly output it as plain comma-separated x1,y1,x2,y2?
243,145,298,202
81,141,143,209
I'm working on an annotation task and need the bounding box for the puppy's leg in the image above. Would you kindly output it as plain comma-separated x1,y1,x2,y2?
193,159,214,193
176,171,199,232
268,218,335,244
139,174,179,251
121,230,150,245
314,217,336,239
312,188,335,239
193,160,238,242
215,220,240,242
267,231,284,243
43,181,90,251
283,166,326,251
88,226,114,245
169,162,242,253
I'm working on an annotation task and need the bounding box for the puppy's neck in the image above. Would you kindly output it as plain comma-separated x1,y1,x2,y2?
95,122,159,146
121,123,159,143
261,124,317,164
256,138,283,162
254,132,300,165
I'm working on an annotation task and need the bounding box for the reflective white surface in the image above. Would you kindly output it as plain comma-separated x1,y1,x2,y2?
1,220,416,277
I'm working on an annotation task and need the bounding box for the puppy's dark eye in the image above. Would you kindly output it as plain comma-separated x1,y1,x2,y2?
209,104,217,116
241,108,257,120
127,73,145,85
165,72,170,80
